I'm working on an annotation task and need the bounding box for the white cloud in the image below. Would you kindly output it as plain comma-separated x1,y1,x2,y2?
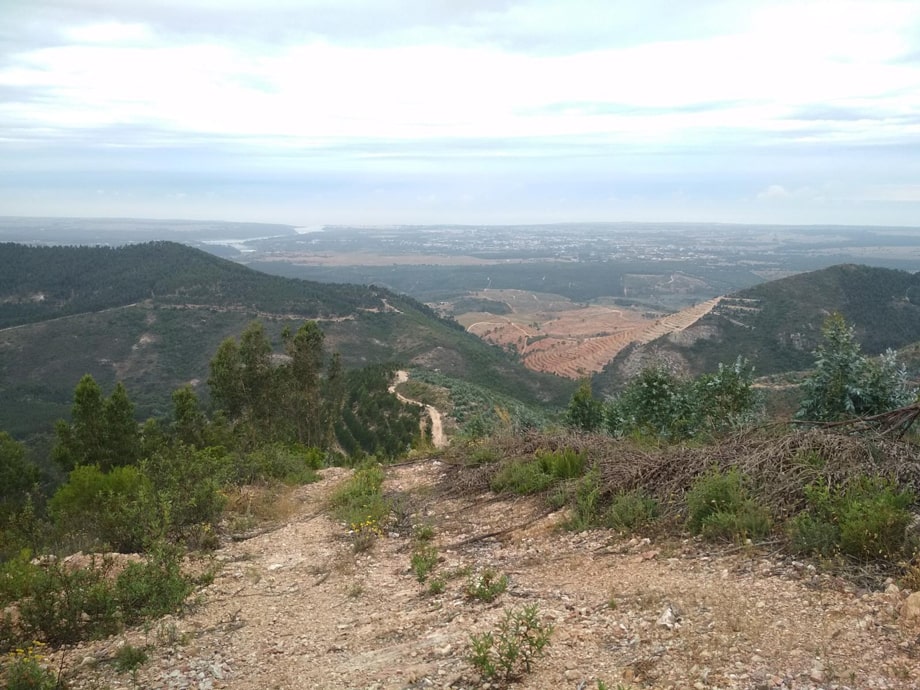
2,0,920,224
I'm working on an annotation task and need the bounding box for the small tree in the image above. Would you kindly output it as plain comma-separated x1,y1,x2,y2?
606,366,694,441
53,375,140,471
797,314,914,422
694,356,758,434
564,379,605,432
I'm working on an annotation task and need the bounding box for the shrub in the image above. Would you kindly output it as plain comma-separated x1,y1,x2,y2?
49,464,155,553
142,445,228,539
469,446,498,466
686,468,771,542
427,576,446,595
410,544,439,583
114,545,195,625
234,443,322,485
113,643,148,673
490,460,554,495
790,477,915,561
468,604,553,684
566,470,603,531
536,448,586,480
607,490,660,531
0,551,40,608
12,547,194,646
789,513,840,557
465,567,508,603
3,643,57,690
18,557,121,645
331,462,389,535
686,467,746,532
699,504,771,542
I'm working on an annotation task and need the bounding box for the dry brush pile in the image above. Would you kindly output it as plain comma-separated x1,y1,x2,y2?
440,428,920,572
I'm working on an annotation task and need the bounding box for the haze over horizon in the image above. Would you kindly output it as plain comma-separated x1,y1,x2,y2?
2,1,920,228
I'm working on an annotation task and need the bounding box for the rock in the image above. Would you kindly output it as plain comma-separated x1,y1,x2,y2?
657,604,677,629
900,591,920,624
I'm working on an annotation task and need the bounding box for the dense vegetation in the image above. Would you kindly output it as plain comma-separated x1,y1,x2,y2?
0,316,434,666
595,264,920,393
0,243,573,437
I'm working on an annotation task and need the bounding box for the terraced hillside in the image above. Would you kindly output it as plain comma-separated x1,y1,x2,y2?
456,291,723,379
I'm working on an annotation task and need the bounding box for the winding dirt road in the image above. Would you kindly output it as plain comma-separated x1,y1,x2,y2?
389,370,448,448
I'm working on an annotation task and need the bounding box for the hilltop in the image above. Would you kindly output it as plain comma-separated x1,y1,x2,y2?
594,264,920,394
0,242,573,436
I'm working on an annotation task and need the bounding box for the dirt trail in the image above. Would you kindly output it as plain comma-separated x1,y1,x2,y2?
390,370,448,449
63,461,920,690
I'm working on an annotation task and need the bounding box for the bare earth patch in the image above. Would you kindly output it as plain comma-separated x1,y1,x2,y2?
62,462,920,689
456,290,723,378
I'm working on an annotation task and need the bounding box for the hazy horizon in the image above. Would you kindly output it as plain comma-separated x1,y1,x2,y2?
2,1,920,228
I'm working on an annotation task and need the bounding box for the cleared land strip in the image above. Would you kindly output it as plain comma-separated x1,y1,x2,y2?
520,297,723,378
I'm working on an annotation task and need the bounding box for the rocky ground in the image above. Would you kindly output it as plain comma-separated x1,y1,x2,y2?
60,461,920,690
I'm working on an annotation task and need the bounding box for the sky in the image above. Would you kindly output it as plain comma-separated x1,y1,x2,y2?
2,0,920,227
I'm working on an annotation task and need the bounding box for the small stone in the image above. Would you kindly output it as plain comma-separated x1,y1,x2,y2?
901,591,920,624
564,669,580,681
80,656,97,667
657,604,677,629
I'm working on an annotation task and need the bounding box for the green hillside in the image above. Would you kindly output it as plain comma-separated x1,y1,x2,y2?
594,264,920,394
0,243,573,437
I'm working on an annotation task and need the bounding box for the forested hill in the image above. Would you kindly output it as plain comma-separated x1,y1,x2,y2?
0,242,574,436
594,264,920,393
0,242,385,328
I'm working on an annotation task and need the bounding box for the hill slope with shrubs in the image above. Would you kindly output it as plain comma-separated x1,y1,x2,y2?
0,242,572,436
595,264,920,394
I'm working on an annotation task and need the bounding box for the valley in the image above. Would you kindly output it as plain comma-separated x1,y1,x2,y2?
453,290,722,378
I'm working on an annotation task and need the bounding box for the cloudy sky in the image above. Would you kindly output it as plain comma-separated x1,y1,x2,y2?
2,0,920,227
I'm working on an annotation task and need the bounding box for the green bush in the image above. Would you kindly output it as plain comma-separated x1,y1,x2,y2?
113,643,149,673
330,462,389,528
490,460,554,495
9,547,194,647
607,490,660,531
790,477,915,561
686,468,771,542
536,448,586,480
699,504,771,542
469,446,498,466
789,513,840,557
686,467,746,532
465,567,508,603
410,544,439,583
0,550,40,607
49,465,155,553
143,445,228,539
114,546,195,625
566,470,603,531
468,604,553,684
234,443,322,485
3,644,58,690
17,558,121,645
